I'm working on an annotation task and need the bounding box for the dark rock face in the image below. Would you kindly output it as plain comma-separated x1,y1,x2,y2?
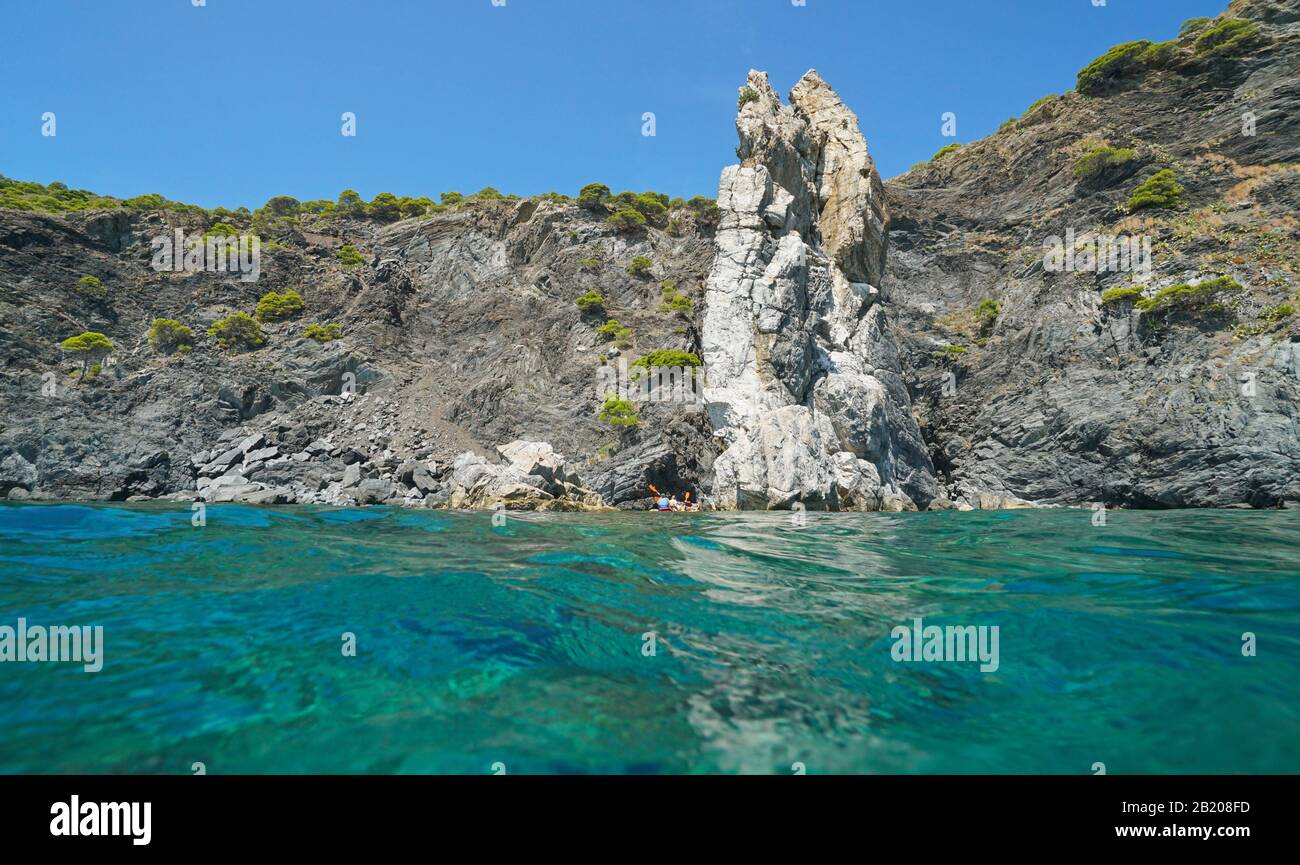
1,0,1295,511
884,0,1300,508
0,190,718,506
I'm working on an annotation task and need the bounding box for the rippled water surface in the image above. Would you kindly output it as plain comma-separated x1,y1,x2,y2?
1,503,1297,773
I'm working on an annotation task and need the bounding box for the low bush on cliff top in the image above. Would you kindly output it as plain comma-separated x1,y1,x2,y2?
1195,18,1262,57
607,208,647,232
932,143,961,161
1024,94,1057,116
1,177,121,214
578,183,610,211
1077,41,1153,94
626,256,653,277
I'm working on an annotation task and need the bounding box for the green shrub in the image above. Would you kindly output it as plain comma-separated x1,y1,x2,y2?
658,280,694,313
1025,94,1056,115
304,323,342,342
255,289,305,322
1101,286,1145,305
262,196,300,216
661,295,693,313
124,193,168,211
440,191,464,206
976,298,1001,336
607,208,646,232
737,87,758,110
208,312,266,350
76,275,106,297
1195,18,1261,57
367,192,402,222
1261,303,1294,325
469,187,504,201
1073,146,1137,181
940,345,968,355
1139,40,1180,68
596,320,633,348
575,290,605,312
578,183,610,211
147,318,194,353
399,196,437,218
1077,41,1153,94
577,257,601,270
336,189,367,216
1135,276,1244,313
337,245,365,267
60,331,114,379
0,176,121,213
631,349,701,370
1127,169,1183,212
626,256,653,277
1179,17,1212,37
933,143,961,160
599,394,639,427
203,222,239,239
629,192,668,225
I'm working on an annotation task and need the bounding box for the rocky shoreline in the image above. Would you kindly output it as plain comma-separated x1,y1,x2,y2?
3,0,1297,513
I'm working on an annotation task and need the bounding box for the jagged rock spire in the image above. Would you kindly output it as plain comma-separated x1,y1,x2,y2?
701,70,935,510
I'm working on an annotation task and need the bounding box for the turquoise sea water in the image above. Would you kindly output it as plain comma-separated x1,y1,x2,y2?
0,503,1296,774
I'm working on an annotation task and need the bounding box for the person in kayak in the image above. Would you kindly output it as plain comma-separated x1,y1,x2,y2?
656,494,671,511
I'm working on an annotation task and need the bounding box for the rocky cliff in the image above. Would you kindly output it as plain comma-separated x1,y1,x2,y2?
703,70,935,511
0,190,719,508
886,0,1299,508
1,0,1297,511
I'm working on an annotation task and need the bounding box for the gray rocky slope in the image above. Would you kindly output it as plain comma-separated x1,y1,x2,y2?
890,0,1299,508
1,0,1296,510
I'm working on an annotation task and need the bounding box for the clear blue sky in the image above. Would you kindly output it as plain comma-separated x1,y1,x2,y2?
1,0,1226,209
